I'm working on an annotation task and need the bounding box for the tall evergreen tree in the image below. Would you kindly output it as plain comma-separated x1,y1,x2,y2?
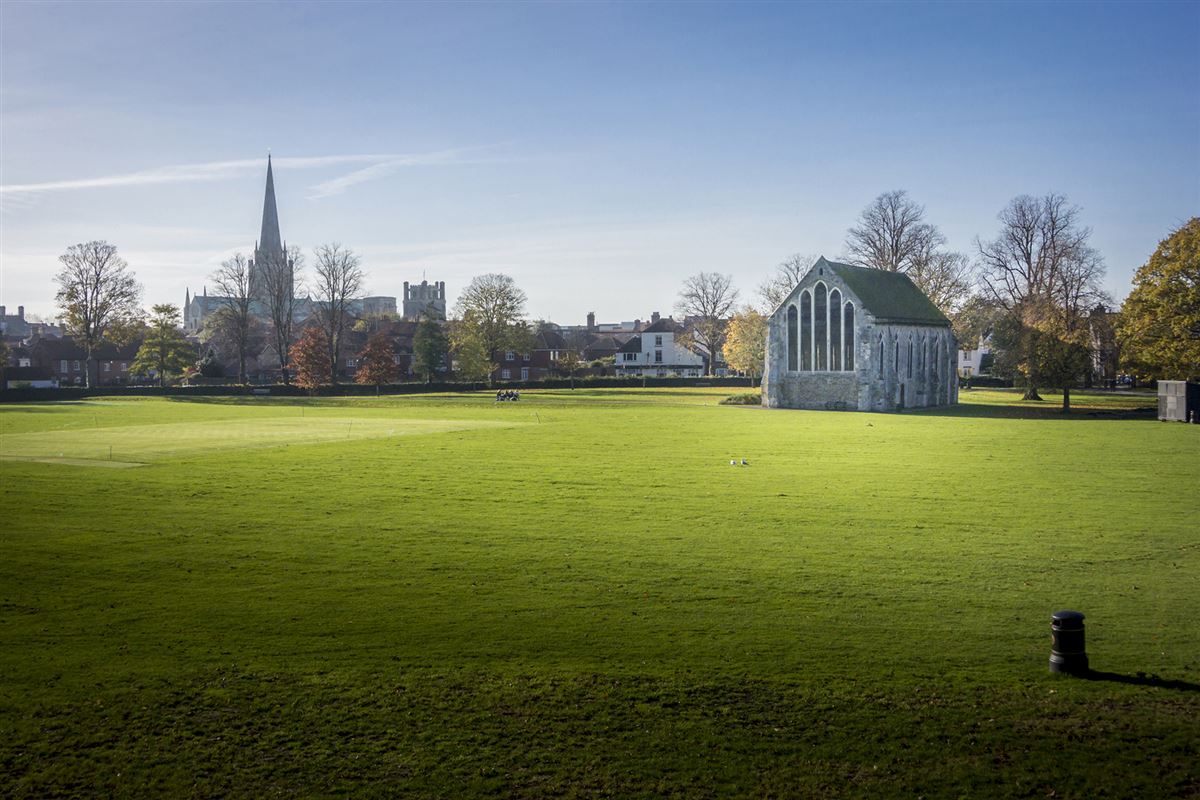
131,304,193,387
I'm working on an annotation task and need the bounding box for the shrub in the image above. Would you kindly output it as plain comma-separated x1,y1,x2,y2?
719,392,762,405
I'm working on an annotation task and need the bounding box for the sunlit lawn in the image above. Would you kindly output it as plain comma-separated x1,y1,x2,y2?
1,387,1196,797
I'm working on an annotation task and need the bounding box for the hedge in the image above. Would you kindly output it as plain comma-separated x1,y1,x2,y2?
0,375,760,403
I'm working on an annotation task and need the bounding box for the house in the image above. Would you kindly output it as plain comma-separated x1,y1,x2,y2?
613,317,705,378
762,257,957,411
31,337,142,387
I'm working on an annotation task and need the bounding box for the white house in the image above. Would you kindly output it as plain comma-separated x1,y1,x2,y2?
613,317,706,377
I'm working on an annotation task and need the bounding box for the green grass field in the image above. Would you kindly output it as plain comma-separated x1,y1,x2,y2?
1,388,1197,797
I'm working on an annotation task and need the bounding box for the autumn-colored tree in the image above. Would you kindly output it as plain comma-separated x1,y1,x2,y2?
289,326,331,394
355,332,398,390
130,304,194,387
1118,218,1200,381
722,307,767,382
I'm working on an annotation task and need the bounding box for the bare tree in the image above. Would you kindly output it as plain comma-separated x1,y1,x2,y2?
976,194,1095,400
210,253,254,382
676,272,738,375
757,253,818,311
845,190,972,314
311,243,364,383
54,240,143,387
261,244,303,383
908,248,974,315
845,190,931,272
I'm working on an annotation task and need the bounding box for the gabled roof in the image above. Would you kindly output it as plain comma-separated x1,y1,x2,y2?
811,257,950,326
583,335,619,354
641,317,683,334
616,335,642,354
534,329,567,350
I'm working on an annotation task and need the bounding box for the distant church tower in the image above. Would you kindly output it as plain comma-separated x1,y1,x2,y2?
248,155,292,303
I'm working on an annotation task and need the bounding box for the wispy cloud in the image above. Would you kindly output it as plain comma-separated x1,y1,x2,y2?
305,146,505,200
0,149,491,204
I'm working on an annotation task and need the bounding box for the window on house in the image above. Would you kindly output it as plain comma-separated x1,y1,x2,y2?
520,367,529,380
501,368,511,380
347,358,356,367
74,360,80,371
522,353,530,362
655,350,663,363
60,360,68,373
843,303,855,371
120,362,127,371
800,291,813,371
787,304,798,371
104,362,111,372
829,289,842,371
505,351,515,361
550,350,560,361
655,335,663,346
814,284,828,370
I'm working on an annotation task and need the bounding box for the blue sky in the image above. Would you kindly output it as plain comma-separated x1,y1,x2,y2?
2,0,1197,323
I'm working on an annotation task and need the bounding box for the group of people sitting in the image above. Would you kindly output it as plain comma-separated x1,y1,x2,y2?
495,390,521,402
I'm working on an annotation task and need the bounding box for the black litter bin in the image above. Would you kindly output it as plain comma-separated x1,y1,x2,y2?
1049,610,1088,675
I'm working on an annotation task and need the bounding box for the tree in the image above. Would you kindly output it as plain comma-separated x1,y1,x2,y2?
54,240,143,387
412,315,449,383
449,315,493,381
312,243,365,384
556,329,590,388
355,332,398,391
200,307,265,379
951,295,1004,351
845,190,972,314
757,254,818,311
130,304,194,387
289,326,331,394
209,253,254,382
261,244,303,383
676,272,738,375
1118,217,1200,381
450,273,532,385
976,194,1096,400
722,307,767,383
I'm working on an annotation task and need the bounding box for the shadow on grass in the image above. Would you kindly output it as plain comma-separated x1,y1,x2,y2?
1081,670,1200,693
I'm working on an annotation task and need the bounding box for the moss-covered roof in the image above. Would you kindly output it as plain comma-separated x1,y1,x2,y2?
822,258,950,326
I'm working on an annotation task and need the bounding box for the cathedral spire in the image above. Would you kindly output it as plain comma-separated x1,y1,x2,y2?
258,154,283,257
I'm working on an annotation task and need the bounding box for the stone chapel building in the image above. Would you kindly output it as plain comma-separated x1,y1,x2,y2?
762,257,957,411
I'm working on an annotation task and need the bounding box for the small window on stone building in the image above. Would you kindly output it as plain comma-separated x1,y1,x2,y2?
894,338,899,371
877,334,884,378
907,337,913,378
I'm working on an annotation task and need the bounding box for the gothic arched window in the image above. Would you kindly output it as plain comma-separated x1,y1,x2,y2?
787,304,798,371
814,283,828,371
800,291,813,371
843,303,855,370
877,333,884,378
907,336,914,378
829,289,842,371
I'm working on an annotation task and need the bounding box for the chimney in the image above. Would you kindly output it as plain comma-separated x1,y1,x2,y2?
0,306,5,317
586,311,595,330
651,311,660,323
404,281,410,300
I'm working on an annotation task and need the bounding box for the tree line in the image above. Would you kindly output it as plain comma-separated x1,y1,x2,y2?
41,203,1198,395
